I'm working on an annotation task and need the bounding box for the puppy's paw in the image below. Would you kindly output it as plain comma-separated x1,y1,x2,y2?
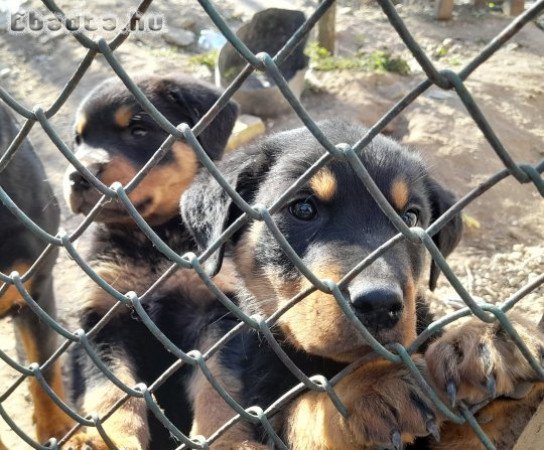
61,430,142,450
331,358,439,448
62,432,108,450
425,315,544,406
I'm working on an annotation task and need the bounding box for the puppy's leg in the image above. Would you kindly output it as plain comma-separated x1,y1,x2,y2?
0,263,31,317
2,264,73,443
62,351,149,450
286,358,438,450
190,338,267,450
426,314,544,449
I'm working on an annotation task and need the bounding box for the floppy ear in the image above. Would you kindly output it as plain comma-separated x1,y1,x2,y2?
181,147,270,275
167,81,239,160
426,177,463,291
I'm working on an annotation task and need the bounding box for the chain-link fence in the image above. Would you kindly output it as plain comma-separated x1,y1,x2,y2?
1,0,543,449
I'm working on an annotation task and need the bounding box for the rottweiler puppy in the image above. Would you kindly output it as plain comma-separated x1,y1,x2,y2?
0,103,70,445
62,75,239,450
181,120,544,449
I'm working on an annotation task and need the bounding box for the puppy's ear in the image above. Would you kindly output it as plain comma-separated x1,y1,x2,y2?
167,81,239,160
181,147,270,275
426,177,463,291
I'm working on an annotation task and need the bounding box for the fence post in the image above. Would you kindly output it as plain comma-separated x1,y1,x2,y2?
318,1,336,54
513,399,544,450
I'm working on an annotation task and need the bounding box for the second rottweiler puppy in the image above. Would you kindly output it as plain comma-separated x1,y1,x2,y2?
181,121,544,449
62,74,239,450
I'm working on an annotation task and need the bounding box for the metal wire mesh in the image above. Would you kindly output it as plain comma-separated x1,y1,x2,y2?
1,0,543,449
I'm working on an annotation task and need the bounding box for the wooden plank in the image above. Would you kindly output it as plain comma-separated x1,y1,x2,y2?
504,0,525,16
514,399,544,450
436,0,454,20
318,1,336,54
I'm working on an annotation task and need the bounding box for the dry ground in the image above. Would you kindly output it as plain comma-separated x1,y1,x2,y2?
0,0,542,447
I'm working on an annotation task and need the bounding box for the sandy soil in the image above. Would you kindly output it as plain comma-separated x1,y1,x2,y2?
0,0,542,447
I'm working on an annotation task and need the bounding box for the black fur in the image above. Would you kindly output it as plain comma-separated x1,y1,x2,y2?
0,102,60,380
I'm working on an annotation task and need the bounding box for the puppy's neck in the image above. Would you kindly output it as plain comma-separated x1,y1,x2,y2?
91,217,195,263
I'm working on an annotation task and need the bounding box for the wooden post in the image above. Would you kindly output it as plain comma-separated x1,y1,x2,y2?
318,1,336,54
436,0,454,20
504,0,525,16
513,399,544,449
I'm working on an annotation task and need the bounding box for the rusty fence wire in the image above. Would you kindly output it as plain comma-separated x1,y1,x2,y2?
1,0,544,449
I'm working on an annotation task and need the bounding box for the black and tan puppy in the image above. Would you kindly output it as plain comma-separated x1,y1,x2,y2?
0,103,70,445
62,75,239,450
181,121,544,449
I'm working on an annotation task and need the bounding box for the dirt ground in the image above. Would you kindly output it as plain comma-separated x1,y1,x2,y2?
0,0,543,447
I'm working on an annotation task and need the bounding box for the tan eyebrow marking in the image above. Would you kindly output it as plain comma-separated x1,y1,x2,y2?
75,114,87,135
391,178,409,210
309,168,337,202
114,105,133,128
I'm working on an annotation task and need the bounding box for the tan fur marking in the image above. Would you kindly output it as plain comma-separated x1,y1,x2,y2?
391,178,409,210
0,263,32,316
75,114,87,136
286,358,427,449
398,277,417,346
62,355,149,450
97,142,199,225
113,106,133,128
438,385,544,450
18,327,73,441
309,168,337,202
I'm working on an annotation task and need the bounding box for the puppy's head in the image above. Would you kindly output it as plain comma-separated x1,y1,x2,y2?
64,74,238,226
182,121,462,363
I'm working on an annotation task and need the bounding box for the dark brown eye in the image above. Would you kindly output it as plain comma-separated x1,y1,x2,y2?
401,208,419,227
74,134,82,145
289,199,317,221
130,125,148,137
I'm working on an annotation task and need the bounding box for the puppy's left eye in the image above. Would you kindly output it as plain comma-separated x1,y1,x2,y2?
130,125,148,137
289,199,317,221
401,208,419,227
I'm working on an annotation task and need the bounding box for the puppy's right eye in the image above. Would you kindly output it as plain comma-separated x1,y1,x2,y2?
74,134,82,145
289,199,317,221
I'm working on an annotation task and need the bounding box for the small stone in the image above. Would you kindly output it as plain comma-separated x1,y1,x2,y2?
505,42,520,52
442,38,455,49
163,27,195,47
0,68,11,79
226,115,266,152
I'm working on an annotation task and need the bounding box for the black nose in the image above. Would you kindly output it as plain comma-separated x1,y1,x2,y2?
69,170,91,192
69,162,104,192
350,286,404,330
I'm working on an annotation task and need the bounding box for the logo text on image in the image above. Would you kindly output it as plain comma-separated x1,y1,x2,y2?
7,9,166,34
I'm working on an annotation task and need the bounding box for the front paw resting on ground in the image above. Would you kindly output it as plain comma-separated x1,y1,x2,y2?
425,314,544,407
287,357,440,450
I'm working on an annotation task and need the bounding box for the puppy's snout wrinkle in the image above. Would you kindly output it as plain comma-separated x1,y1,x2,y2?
350,284,404,330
